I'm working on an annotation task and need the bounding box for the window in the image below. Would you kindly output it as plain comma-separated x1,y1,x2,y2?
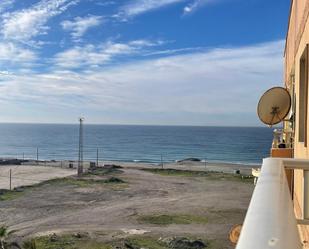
299,46,308,146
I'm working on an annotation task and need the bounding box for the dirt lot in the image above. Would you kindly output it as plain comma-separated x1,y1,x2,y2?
0,165,76,189
0,164,254,249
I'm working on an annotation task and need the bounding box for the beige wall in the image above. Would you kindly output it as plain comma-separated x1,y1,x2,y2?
286,0,309,157
285,1,309,246
285,0,309,88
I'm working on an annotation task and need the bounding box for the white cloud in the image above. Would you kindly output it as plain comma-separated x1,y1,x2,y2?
144,47,202,56
61,15,103,41
183,0,220,14
53,44,111,68
95,1,116,7
118,0,184,18
53,39,163,68
118,0,221,18
0,40,284,125
0,42,37,64
1,0,78,43
0,0,14,13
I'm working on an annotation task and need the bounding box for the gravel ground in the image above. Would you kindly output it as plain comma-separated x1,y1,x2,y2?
0,163,255,248
0,165,75,189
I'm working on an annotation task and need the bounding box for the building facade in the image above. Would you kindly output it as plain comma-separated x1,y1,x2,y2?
285,0,309,245
236,1,309,248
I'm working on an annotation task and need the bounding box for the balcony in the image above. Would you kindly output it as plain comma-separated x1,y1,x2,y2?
271,129,293,158
236,157,309,249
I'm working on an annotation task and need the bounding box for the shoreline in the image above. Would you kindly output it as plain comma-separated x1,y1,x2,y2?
0,157,262,167
107,160,257,175
19,158,259,172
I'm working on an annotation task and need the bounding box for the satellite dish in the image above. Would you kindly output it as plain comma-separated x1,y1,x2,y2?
257,87,291,126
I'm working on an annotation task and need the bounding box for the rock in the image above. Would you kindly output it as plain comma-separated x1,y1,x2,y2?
14,186,25,192
168,237,207,249
104,177,125,183
49,233,58,242
124,241,137,249
73,232,88,238
234,169,240,175
177,158,201,163
121,228,149,235
103,164,123,169
0,158,22,165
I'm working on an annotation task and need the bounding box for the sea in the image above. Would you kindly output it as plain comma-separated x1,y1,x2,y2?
0,124,273,165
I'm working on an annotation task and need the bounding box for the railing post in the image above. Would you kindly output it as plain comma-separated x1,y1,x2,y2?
236,158,302,249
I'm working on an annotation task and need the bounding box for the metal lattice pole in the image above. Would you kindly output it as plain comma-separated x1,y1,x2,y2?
78,117,84,176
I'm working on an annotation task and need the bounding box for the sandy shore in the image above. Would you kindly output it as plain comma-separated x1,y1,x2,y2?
0,160,258,190
112,160,258,175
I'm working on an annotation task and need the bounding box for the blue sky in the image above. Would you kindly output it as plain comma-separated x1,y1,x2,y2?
0,0,290,125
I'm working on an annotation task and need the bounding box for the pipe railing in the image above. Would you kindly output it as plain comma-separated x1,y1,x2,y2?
236,157,303,249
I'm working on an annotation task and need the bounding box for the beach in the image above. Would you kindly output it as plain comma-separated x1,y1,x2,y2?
0,160,257,190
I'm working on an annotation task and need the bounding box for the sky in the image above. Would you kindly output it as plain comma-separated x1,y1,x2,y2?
0,0,290,126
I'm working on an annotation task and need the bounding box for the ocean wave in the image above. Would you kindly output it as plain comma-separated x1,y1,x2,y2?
133,159,156,163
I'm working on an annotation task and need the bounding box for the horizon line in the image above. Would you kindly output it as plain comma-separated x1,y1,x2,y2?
0,121,274,128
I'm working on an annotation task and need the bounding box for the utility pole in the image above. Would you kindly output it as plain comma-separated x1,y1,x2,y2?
96,148,99,167
9,169,12,191
78,117,84,177
36,147,39,164
22,152,24,161
161,154,164,169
